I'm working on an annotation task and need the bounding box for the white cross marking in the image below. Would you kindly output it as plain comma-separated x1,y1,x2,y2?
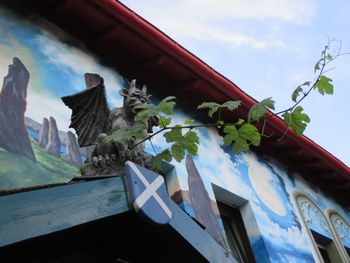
127,162,172,219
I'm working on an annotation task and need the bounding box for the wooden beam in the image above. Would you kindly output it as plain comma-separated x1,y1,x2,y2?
0,177,129,247
140,55,166,70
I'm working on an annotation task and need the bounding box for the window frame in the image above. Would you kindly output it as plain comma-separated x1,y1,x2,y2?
292,192,348,263
217,200,256,263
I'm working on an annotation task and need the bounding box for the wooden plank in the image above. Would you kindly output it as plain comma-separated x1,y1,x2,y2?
168,200,237,263
0,177,129,247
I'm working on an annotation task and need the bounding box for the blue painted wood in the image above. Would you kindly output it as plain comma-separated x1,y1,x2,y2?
0,177,129,247
168,200,237,263
125,161,172,224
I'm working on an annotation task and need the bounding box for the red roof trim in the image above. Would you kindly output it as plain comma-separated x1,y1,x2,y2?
98,0,350,177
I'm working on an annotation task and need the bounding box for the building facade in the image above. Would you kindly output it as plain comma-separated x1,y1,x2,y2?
0,1,349,262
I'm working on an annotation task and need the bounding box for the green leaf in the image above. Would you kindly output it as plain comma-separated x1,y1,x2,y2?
163,126,199,162
292,87,303,102
223,125,238,146
238,124,261,147
223,123,261,154
217,120,224,128
135,96,176,122
197,102,221,118
171,143,185,162
152,149,172,172
235,119,245,126
164,126,183,142
233,124,261,154
197,101,241,118
184,119,195,125
248,97,275,121
326,53,333,61
106,123,147,146
222,101,241,111
159,116,171,129
292,82,310,102
314,60,321,73
282,106,310,135
315,75,333,95
157,96,176,115
135,104,157,122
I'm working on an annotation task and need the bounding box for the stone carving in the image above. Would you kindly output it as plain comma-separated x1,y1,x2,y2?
45,116,61,157
62,73,157,176
65,131,83,167
38,117,49,148
0,57,36,161
330,213,350,244
298,196,329,232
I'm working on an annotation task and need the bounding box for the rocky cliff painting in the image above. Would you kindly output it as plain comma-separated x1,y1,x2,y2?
0,7,127,190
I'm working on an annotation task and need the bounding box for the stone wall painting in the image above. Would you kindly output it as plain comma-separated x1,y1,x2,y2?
0,7,127,190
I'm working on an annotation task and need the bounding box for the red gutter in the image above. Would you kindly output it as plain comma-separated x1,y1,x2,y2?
98,0,350,179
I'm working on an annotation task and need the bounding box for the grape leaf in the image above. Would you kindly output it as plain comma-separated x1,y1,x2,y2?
197,101,241,118
315,75,333,95
223,125,238,147
107,123,147,145
164,127,199,162
184,119,195,125
152,149,172,172
282,106,310,136
135,96,176,122
314,60,321,73
248,97,275,121
157,96,176,114
292,87,303,102
159,116,171,129
222,101,241,111
197,102,221,118
224,123,261,154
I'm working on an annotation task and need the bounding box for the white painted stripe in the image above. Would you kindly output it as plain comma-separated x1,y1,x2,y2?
134,176,163,210
128,162,172,219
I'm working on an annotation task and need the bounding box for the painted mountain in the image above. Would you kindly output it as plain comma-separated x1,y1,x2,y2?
0,58,85,190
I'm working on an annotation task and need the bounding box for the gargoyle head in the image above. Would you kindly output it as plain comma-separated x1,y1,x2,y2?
119,79,151,116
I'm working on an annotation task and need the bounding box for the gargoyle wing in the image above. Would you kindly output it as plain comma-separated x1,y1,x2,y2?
62,81,110,147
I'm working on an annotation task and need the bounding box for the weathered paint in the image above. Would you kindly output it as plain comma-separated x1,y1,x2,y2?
0,177,129,247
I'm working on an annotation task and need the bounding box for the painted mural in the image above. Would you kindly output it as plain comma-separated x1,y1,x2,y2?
0,7,128,190
158,121,350,262
1,5,350,263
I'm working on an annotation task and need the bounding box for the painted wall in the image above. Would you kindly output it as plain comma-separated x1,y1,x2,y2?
1,5,349,263
0,6,128,189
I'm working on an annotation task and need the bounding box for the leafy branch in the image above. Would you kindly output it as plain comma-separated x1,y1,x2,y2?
111,40,346,172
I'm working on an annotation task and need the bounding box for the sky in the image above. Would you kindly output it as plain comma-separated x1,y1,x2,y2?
119,0,350,167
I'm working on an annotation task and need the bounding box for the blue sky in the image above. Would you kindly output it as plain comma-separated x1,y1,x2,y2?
120,0,350,166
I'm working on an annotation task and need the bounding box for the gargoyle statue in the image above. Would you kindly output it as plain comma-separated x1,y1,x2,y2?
61,73,157,175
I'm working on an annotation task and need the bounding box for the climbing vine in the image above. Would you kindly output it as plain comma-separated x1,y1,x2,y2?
115,39,347,171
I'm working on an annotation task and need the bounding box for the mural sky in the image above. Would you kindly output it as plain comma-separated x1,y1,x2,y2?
0,7,125,133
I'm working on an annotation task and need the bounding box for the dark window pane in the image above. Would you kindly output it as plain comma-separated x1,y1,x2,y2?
217,202,255,263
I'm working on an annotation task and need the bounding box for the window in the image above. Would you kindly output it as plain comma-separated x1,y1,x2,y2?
217,201,256,263
327,210,350,261
311,230,332,263
294,193,348,262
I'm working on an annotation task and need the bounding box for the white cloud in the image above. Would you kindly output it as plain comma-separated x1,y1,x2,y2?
121,0,315,49
252,202,311,252
35,32,125,107
26,91,72,132
186,0,315,23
